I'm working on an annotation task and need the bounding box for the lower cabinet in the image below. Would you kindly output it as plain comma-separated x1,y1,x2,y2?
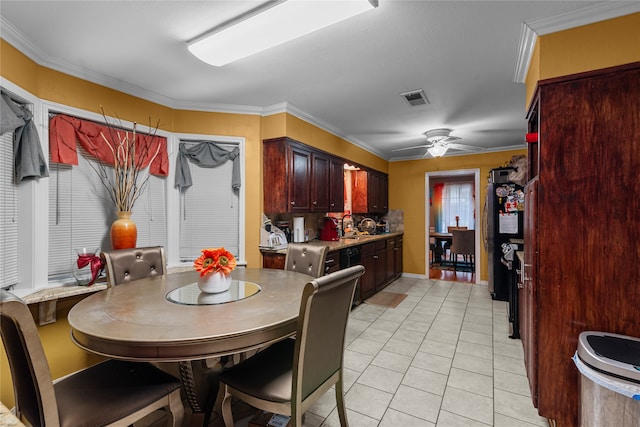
360,243,377,300
262,252,286,269
261,234,403,302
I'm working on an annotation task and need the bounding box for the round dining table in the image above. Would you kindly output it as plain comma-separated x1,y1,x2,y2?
68,268,312,362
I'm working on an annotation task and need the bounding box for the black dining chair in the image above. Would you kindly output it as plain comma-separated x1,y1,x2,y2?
284,243,329,278
101,245,166,287
218,265,365,427
0,290,184,427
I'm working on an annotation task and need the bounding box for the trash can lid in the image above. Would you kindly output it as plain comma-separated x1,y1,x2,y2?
577,331,640,384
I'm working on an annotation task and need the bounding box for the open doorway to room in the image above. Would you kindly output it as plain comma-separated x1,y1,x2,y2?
426,169,481,283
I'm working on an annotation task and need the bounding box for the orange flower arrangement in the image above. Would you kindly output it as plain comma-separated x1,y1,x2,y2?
194,247,237,277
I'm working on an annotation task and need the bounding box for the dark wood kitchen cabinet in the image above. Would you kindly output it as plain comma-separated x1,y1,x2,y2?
352,170,388,214
521,62,640,427
310,151,330,212
393,235,403,279
263,137,344,213
359,243,377,300
329,156,345,212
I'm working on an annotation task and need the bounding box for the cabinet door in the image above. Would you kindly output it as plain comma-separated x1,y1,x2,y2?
368,172,380,212
374,240,387,290
311,152,330,212
394,236,403,278
262,253,286,270
289,145,312,212
385,238,395,283
522,178,538,406
329,157,345,212
379,174,388,213
360,244,376,300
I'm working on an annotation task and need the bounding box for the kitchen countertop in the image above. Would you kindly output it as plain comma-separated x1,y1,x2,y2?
260,232,403,254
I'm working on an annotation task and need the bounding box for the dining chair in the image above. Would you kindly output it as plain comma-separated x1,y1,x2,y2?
450,229,475,270
445,226,468,260
0,290,184,427
101,245,166,287
284,243,329,278
218,265,366,427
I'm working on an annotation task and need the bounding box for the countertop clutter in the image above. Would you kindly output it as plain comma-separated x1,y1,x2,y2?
259,232,403,254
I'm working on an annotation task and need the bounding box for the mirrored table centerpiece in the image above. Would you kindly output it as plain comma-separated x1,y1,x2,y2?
166,280,261,305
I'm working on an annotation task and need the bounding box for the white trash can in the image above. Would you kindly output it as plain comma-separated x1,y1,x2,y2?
574,331,640,427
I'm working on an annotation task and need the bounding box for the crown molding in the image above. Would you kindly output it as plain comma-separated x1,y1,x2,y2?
263,101,386,158
513,2,640,83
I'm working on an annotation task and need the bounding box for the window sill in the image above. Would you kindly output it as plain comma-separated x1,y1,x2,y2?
21,283,108,326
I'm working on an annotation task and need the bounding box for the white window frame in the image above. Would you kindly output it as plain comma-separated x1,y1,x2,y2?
167,133,246,269
1,77,246,295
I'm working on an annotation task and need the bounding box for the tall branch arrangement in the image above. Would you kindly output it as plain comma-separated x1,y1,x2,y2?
80,109,162,212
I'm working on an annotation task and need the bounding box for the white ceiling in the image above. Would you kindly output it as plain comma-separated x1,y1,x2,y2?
2,1,638,160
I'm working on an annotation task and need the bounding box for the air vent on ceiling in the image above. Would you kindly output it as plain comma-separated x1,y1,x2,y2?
401,89,429,107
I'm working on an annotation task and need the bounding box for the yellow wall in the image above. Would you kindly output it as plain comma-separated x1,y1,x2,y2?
389,150,527,280
525,13,640,104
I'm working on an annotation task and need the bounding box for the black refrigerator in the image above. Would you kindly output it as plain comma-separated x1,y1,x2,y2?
486,169,524,302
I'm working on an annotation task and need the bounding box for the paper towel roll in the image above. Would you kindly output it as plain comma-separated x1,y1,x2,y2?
293,217,305,243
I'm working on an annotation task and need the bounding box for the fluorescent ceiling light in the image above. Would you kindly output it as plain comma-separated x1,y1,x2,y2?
427,145,449,158
188,0,378,67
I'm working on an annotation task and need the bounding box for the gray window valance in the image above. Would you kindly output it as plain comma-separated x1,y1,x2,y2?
175,141,240,191
0,93,49,181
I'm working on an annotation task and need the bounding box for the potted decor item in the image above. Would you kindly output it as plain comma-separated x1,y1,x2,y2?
194,247,237,293
52,109,163,250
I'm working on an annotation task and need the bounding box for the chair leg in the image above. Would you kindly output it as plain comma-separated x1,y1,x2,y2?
335,378,349,427
167,389,185,427
220,385,235,427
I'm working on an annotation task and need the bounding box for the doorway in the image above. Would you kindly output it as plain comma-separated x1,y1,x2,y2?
425,169,481,282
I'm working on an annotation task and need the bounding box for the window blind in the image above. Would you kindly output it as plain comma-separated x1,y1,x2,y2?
0,131,19,288
48,145,167,280
179,141,239,261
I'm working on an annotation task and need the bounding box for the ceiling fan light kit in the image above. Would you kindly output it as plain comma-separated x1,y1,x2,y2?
427,144,449,157
188,0,378,67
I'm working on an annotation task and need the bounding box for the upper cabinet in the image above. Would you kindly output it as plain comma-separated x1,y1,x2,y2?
352,170,388,214
263,137,344,214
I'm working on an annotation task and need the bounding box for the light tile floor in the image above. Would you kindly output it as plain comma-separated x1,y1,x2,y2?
212,277,550,427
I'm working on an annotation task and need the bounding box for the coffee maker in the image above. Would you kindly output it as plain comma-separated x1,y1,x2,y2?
320,217,340,241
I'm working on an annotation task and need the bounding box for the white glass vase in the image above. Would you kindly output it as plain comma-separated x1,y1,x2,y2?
197,271,232,294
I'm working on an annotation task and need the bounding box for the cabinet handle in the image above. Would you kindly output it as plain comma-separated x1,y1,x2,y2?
290,201,295,206
330,203,335,207
373,255,379,260
313,201,317,205
325,259,335,265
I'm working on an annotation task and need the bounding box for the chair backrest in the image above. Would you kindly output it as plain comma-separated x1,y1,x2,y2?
1,290,59,426
450,229,475,255
292,265,365,404
101,246,166,287
447,226,468,232
284,244,329,278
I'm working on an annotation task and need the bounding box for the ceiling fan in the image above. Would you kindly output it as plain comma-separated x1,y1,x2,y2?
392,128,484,158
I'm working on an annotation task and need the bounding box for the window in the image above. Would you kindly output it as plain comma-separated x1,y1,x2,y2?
48,115,167,283
0,130,19,289
178,140,240,261
438,182,475,232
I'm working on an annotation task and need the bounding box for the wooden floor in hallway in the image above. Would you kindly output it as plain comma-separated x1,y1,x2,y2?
429,268,475,284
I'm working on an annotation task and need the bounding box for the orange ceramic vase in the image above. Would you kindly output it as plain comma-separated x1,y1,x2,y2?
110,211,137,250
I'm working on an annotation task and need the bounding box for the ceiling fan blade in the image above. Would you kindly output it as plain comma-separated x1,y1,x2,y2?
446,143,484,152
391,144,431,152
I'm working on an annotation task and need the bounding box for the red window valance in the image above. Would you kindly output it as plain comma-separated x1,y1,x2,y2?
49,114,168,176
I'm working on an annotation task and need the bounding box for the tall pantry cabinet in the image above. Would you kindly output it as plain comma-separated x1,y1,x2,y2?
521,62,640,426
